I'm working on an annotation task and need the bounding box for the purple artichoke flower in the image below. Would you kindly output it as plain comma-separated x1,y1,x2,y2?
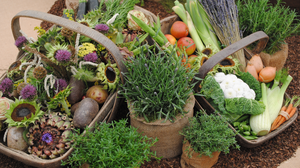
83,52,98,63
54,79,68,92
0,78,13,95
15,36,27,48
95,24,109,33
55,50,71,62
42,133,53,144
20,84,37,100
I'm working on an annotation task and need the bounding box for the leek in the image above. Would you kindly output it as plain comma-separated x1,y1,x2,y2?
185,0,220,54
172,5,187,24
186,11,205,52
250,83,271,136
267,68,293,123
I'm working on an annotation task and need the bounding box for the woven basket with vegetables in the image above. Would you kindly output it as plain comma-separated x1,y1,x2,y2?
155,0,300,148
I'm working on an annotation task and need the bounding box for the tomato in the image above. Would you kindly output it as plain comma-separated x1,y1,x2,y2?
164,34,176,45
181,57,191,68
188,55,198,64
177,37,196,55
170,21,189,39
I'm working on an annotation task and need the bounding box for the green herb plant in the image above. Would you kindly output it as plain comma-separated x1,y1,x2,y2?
94,0,139,28
61,119,159,168
237,0,300,54
180,111,240,158
119,45,200,123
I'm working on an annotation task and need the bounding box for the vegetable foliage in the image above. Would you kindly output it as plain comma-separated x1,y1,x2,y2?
200,75,226,113
236,71,262,101
225,97,265,116
200,75,265,122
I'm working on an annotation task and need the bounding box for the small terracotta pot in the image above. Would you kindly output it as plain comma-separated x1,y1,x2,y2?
180,140,220,168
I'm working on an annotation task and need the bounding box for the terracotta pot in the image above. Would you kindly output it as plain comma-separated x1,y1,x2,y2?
129,95,195,159
180,140,220,168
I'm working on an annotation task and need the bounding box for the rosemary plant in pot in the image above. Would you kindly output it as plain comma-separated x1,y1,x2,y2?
180,111,240,168
119,46,198,158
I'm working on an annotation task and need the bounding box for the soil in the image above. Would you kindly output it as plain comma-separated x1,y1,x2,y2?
1,0,300,168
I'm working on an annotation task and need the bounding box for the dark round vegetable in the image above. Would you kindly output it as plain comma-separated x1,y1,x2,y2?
68,76,86,105
73,98,99,129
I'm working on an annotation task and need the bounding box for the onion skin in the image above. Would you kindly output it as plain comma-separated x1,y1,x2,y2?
249,54,264,73
245,62,258,80
258,66,276,83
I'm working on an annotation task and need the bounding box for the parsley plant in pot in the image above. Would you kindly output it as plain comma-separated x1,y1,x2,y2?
119,46,199,158
180,111,240,168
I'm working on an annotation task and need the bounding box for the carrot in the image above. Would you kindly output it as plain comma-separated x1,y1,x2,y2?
271,98,290,131
271,96,300,131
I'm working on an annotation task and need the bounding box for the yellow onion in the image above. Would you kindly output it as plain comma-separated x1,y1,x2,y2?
258,66,276,83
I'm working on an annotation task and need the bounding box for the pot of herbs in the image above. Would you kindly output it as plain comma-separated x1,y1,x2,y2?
119,45,200,123
61,119,158,167
237,0,300,54
180,110,240,158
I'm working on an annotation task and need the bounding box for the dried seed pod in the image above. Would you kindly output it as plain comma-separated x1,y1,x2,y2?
33,66,47,80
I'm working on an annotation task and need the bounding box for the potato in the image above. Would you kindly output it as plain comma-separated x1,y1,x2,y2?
86,85,108,104
68,76,86,105
73,98,99,129
71,102,80,115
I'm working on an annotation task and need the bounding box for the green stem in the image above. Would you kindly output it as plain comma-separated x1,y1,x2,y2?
61,100,71,116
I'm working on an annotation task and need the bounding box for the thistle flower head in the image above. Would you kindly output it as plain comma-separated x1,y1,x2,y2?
54,79,68,92
0,78,13,95
55,49,71,62
15,36,27,48
95,24,109,33
20,84,37,100
83,52,98,63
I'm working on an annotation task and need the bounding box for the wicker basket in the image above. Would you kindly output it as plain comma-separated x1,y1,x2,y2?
160,15,298,148
0,10,128,168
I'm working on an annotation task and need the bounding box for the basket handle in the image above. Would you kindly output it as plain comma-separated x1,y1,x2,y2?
194,31,269,92
11,10,127,83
